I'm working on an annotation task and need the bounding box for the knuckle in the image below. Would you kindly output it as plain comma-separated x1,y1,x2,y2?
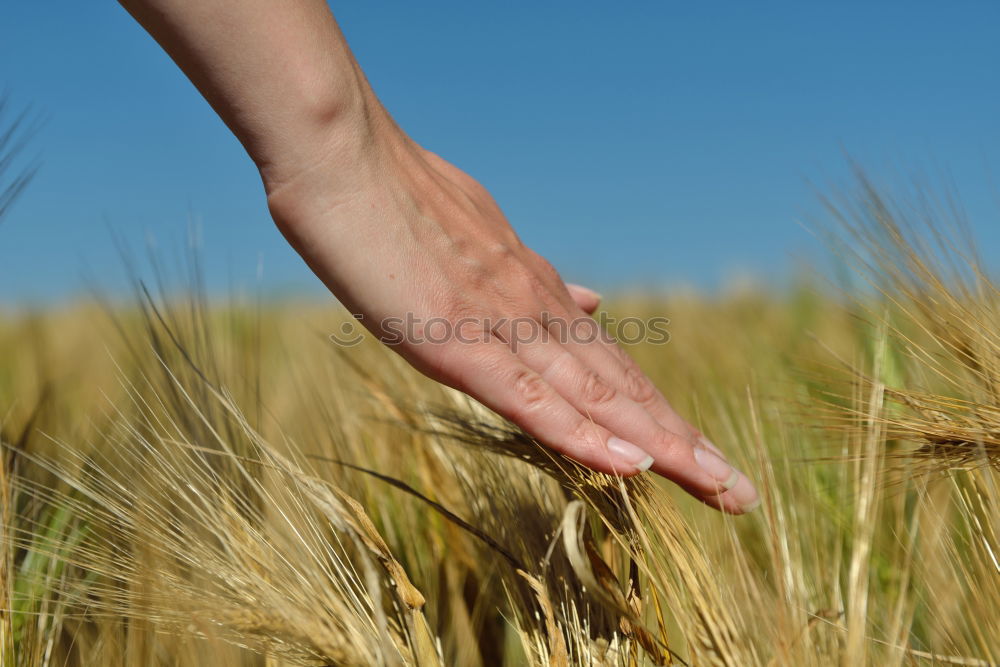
623,363,658,405
568,418,603,451
486,240,516,262
655,429,689,460
502,264,550,308
458,256,492,292
579,369,617,407
511,368,551,410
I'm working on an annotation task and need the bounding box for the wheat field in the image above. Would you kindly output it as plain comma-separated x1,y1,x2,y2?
1,177,998,666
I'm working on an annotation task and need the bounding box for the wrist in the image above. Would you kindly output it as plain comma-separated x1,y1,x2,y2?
261,92,414,235
252,69,391,195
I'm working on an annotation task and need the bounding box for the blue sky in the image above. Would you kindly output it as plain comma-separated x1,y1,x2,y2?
2,2,1000,303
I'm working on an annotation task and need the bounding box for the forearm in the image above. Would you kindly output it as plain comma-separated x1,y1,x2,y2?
119,0,381,191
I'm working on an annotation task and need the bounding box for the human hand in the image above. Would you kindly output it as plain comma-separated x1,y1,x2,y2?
264,112,760,514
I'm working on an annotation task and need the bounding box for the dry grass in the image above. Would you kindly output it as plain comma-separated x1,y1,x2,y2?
1,175,998,665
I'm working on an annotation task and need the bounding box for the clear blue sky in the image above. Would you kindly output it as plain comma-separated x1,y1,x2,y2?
3,2,1000,303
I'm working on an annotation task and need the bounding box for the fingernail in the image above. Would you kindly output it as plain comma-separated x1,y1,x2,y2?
567,283,602,301
607,437,655,472
740,496,762,513
727,474,761,513
697,435,725,457
693,446,741,490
